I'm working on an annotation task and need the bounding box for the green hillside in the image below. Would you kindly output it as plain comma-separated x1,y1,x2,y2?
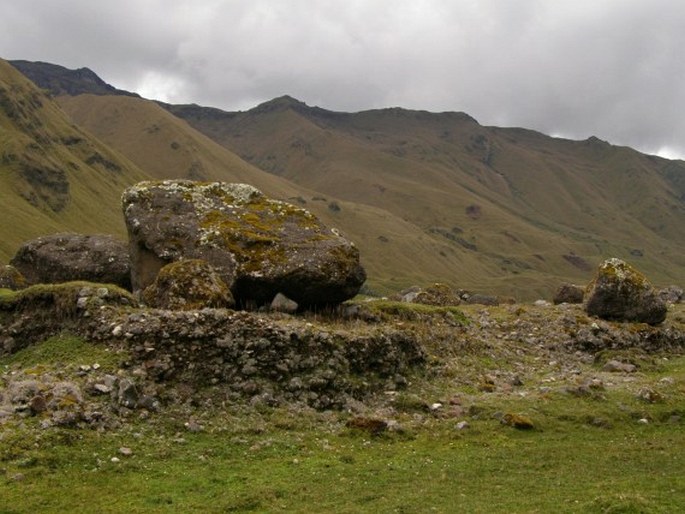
0,59,149,261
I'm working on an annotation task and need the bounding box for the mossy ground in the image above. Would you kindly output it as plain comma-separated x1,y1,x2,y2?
1,304,683,512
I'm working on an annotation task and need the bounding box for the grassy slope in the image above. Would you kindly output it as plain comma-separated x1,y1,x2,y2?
169,98,685,295
0,59,149,261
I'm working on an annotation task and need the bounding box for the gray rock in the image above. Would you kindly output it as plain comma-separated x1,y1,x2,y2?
270,292,298,313
553,283,585,305
659,285,683,305
10,233,130,289
602,360,637,373
466,294,500,306
122,180,365,307
584,258,667,325
118,378,140,408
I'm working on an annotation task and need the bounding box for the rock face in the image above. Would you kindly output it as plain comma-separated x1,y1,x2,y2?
584,258,667,325
553,283,585,305
0,265,26,290
10,233,131,289
142,259,235,310
122,180,366,307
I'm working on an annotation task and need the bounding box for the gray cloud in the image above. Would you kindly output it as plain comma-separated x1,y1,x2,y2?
2,0,685,157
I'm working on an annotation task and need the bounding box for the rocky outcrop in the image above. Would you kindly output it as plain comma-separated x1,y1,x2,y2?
142,259,234,310
10,233,130,289
584,258,667,325
122,181,365,307
553,283,585,305
0,265,26,290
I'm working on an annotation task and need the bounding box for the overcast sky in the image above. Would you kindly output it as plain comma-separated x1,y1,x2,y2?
2,0,684,158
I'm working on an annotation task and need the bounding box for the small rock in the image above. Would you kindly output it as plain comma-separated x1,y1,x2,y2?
456,421,470,430
637,388,663,403
638,418,649,424
118,447,133,456
184,420,204,433
270,292,299,314
93,383,112,394
29,395,47,415
111,457,121,463
118,379,140,408
602,360,637,373
345,416,388,435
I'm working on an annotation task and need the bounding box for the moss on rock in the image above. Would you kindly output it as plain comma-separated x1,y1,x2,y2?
142,259,234,310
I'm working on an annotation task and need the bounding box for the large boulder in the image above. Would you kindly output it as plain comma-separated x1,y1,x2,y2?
142,259,234,310
10,233,131,289
584,258,667,325
122,180,366,307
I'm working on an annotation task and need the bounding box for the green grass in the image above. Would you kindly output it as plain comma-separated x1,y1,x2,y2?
1,354,683,513
0,333,123,371
0,408,683,512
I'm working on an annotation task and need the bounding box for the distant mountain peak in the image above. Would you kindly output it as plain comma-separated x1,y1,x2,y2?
251,95,309,114
9,59,139,98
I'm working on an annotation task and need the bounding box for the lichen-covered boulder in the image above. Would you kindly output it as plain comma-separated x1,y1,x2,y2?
10,233,131,289
553,283,585,305
584,258,667,325
142,259,234,310
122,180,366,307
0,265,27,290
